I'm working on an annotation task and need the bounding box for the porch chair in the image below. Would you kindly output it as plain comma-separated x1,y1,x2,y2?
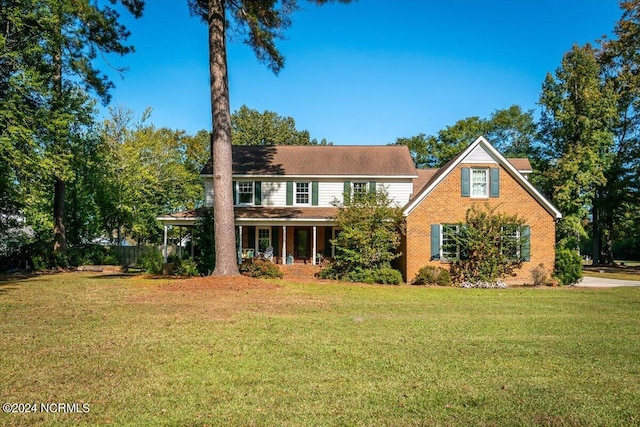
259,246,274,262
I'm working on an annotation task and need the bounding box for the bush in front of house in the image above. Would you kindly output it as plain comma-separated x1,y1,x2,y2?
137,249,164,274
412,265,452,286
554,248,583,285
239,259,284,279
530,263,553,286
319,188,405,285
174,258,199,276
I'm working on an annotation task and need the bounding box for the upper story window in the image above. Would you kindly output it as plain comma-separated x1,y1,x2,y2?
295,182,310,205
352,182,368,199
461,167,499,198
237,181,254,204
471,169,489,198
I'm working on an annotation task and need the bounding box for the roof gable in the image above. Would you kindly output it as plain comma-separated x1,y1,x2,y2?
201,145,418,177
403,136,561,219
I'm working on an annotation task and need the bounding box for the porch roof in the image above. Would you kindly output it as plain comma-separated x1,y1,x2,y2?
156,206,339,226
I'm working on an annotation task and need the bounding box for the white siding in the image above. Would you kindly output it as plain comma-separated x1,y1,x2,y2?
204,180,213,207
319,181,345,206
261,181,285,206
209,177,416,207
461,145,497,164
381,182,413,206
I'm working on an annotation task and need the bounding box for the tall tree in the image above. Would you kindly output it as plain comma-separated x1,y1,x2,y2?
393,105,536,168
537,44,618,258
188,0,351,276
598,0,640,263
231,105,323,145
46,0,143,256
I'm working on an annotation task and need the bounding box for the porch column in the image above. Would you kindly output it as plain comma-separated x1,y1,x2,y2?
312,226,317,265
282,225,287,265
190,230,195,259
163,225,168,263
238,225,243,264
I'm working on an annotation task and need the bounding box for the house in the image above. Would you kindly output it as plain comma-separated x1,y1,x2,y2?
157,136,561,283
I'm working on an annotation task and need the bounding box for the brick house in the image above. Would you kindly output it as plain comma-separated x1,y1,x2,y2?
157,136,561,283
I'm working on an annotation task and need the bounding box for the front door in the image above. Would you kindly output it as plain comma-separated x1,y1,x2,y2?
294,227,311,261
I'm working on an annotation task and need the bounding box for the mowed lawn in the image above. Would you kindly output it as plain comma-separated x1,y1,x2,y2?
1,273,639,426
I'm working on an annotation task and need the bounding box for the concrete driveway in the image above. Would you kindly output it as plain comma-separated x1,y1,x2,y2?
575,276,640,288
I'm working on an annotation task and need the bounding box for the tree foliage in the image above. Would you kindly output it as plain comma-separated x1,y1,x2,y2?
319,188,404,284
449,204,527,284
231,105,328,145
393,105,537,168
537,44,618,261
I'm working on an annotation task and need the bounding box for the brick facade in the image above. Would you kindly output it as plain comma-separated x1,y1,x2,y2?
401,163,557,284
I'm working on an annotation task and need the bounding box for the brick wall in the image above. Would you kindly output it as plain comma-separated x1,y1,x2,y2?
403,164,557,284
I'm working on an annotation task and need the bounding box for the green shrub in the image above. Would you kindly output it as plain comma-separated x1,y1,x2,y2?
137,249,164,274
174,258,199,276
554,248,583,286
530,263,551,286
239,259,284,279
412,265,452,286
344,267,403,285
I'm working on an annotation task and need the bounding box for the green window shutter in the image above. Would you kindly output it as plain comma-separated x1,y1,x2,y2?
343,181,351,204
254,181,262,205
461,168,470,197
286,181,293,206
312,181,319,206
430,224,441,260
232,181,237,205
369,181,376,194
490,168,500,198
521,225,531,261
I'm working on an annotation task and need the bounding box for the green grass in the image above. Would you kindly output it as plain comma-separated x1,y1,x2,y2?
1,273,639,426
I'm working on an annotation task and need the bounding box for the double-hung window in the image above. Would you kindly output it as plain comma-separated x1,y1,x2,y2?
441,224,461,261
237,182,254,205
471,169,489,198
352,182,368,199
295,182,310,205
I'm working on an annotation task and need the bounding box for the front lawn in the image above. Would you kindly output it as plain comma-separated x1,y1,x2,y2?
1,273,638,426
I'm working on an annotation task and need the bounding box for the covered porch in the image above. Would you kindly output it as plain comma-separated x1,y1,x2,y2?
157,206,339,266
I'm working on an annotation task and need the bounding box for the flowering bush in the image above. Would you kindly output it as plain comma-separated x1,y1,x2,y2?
459,280,508,289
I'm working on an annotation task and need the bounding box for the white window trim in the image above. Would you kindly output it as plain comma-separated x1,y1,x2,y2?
294,181,311,206
471,168,489,198
256,227,271,253
236,181,254,206
441,224,460,261
351,181,368,198
501,226,521,259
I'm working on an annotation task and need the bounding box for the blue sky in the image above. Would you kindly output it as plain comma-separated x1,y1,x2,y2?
102,0,623,145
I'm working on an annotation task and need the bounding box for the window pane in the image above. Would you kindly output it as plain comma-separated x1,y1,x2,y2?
258,228,270,252
501,225,520,260
442,224,459,260
238,182,253,204
352,182,367,195
472,169,487,197
296,182,309,204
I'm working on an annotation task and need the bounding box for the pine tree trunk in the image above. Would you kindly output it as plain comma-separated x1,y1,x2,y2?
53,177,66,254
52,9,66,255
207,0,239,276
